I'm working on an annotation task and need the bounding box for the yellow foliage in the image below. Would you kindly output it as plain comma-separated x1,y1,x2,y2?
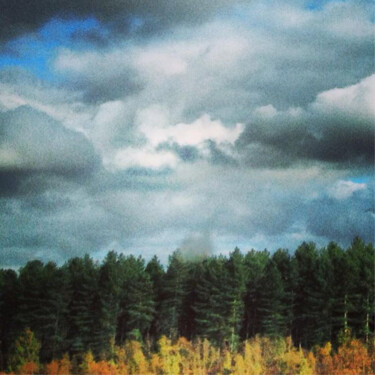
80,350,94,374
150,354,163,375
221,349,232,373
243,338,265,375
124,340,148,375
233,353,245,375
157,335,181,375
4,334,373,375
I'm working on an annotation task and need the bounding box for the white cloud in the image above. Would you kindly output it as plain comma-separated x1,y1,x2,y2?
112,147,178,170
140,113,244,147
253,104,278,119
312,74,375,120
328,180,367,200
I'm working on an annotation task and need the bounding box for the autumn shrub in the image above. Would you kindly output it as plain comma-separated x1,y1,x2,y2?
332,338,373,375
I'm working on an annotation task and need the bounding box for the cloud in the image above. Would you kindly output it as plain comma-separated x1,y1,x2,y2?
0,106,99,195
312,74,375,120
307,183,374,244
0,0,374,268
328,180,367,200
113,147,178,170
0,0,247,42
140,114,244,147
238,74,375,168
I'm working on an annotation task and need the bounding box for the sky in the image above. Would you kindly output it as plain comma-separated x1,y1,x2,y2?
0,0,374,268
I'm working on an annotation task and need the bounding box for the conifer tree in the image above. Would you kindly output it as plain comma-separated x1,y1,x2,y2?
258,259,288,337
242,249,270,339
65,255,98,355
116,255,155,344
347,237,375,344
145,255,165,339
0,269,19,369
91,251,123,356
158,250,189,339
292,242,326,347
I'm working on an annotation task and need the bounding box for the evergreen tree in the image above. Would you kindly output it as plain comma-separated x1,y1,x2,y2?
159,250,189,339
91,251,123,356
225,248,246,350
347,237,375,344
194,249,246,350
292,242,326,347
258,259,288,337
65,255,98,355
145,255,165,339
193,257,228,344
241,249,270,339
116,255,155,344
320,242,350,346
15,261,68,362
0,269,19,369
272,249,295,336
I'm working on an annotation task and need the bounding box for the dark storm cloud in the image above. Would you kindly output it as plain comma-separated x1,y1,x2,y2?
0,106,100,196
238,115,374,168
0,0,244,42
237,74,375,169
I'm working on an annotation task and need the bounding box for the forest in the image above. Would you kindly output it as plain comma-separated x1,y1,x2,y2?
0,237,374,374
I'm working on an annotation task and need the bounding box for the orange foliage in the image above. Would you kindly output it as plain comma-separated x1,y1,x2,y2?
2,335,374,375
332,338,373,375
16,361,38,375
315,342,334,375
45,354,71,375
45,360,59,375
87,360,118,375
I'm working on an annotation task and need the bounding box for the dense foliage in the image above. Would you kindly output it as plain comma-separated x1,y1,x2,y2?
1,332,374,375
0,237,373,373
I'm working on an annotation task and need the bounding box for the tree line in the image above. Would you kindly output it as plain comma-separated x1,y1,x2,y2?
0,237,373,371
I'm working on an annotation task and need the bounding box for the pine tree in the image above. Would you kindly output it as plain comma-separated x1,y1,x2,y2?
241,249,270,339
91,251,123,356
225,248,246,350
258,259,288,337
272,249,295,336
15,261,68,362
116,255,155,344
0,269,19,370
145,255,165,339
193,249,246,350
65,255,98,355
159,250,189,340
193,257,229,344
320,242,349,346
347,237,375,344
292,242,326,347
